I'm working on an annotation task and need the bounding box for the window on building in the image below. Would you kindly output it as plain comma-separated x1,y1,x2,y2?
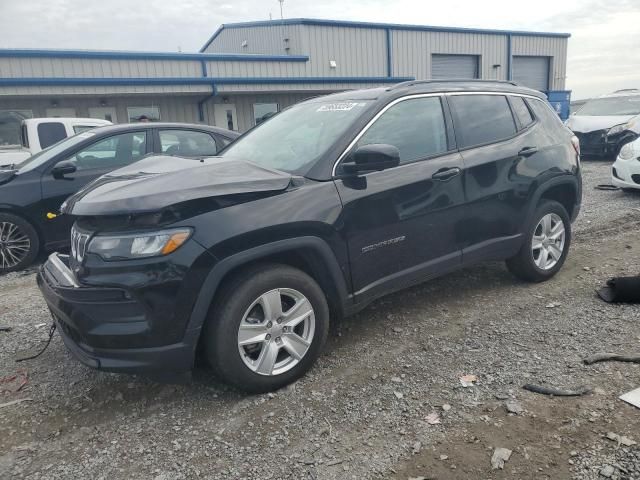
253,103,279,125
127,106,160,123
355,97,448,165
510,96,535,129
37,122,67,149
159,130,218,156
64,131,147,170
0,110,33,146
449,95,517,148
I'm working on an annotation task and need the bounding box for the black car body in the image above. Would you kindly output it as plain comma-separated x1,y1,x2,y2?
37,81,582,392
0,123,238,271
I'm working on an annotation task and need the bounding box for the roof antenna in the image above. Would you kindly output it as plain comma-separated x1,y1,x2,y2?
278,0,284,20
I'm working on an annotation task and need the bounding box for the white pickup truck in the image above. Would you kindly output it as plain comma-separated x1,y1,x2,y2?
0,117,111,165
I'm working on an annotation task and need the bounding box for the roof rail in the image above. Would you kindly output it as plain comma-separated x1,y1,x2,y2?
611,88,639,94
387,79,521,91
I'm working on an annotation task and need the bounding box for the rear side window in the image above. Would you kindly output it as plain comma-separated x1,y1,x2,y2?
355,97,448,165
37,122,67,149
528,98,565,129
449,95,517,149
159,130,218,156
510,96,535,129
73,125,97,134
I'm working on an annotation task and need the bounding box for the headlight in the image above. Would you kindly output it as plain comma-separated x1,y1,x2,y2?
608,123,626,136
87,228,192,260
618,141,638,161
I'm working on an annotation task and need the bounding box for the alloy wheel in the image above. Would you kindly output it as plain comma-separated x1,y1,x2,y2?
531,213,566,270
237,288,315,376
0,222,31,270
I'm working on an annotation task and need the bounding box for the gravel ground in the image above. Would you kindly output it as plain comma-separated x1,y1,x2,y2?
1,160,639,480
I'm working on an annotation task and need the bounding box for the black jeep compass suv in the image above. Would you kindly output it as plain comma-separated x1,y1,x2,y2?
37,81,582,392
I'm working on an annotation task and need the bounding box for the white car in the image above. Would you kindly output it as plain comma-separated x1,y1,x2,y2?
0,117,111,165
566,89,640,158
612,137,640,191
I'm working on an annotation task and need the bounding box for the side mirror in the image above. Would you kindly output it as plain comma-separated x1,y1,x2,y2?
52,161,77,179
343,144,400,174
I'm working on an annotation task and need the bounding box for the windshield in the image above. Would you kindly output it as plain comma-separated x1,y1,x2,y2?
577,95,640,116
15,131,96,172
221,99,372,174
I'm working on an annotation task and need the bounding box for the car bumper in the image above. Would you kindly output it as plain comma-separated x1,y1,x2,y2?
611,158,640,190
574,130,638,157
37,253,198,374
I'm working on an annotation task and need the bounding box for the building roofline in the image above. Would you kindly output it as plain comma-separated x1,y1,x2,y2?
0,48,309,62
200,17,571,51
0,76,414,88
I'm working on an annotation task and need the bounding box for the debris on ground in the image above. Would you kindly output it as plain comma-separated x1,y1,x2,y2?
0,369,28,393
490,447,512,470
505,399,524,414
0,397,32,409
459,374,478,388
523,384,592,397
545,302,561,308
605,432,636,447
596,275,640,303
584,352,640,365
0,325,11,332
600,464,616,478
620,387,640,409
425,412,441,425
594,184,620,191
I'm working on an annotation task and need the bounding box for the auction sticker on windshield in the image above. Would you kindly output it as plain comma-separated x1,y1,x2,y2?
317,102,362,112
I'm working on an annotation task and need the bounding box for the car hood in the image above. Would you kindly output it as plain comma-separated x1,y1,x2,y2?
0,168,17,186
566,114,636,133
62,155,293,216
0,148,30,167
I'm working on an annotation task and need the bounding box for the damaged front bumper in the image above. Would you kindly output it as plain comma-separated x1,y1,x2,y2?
36,253,198,374
574,129,638,157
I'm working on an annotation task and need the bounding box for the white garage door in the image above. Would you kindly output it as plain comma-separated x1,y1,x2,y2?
431,54,479,79
513,56,549,92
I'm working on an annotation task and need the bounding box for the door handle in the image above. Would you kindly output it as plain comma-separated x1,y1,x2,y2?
518,146,538,157
432,167,461,181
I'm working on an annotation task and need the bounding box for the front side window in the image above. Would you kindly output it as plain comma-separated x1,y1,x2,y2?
159,130,218,157
449,95,517,148
64,131,147,171
221,99,372,174
253,103,279,125
510,96,535,129
355,97,448,165
37,122,67,149
127,106,160,123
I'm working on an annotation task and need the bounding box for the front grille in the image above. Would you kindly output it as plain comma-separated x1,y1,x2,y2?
632,174,640,185
70,225,91,264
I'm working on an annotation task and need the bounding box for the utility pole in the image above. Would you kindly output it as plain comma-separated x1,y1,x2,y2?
278,0,284,20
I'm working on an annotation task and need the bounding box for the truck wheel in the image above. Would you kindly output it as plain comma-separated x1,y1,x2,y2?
506,200,571,283
0,213,39,273
204,263,329,393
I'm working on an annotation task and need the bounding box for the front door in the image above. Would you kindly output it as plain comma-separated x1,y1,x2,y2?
88,107,118,123
39,130,150,247
214,104,238,132
334,95,466,304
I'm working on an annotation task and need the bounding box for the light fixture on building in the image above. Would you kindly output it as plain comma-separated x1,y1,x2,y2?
241,40,248,48
99,99,107,107
50,100,59,107
329,60,337,69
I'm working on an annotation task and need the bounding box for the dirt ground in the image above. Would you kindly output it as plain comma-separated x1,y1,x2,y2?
1,160,639,479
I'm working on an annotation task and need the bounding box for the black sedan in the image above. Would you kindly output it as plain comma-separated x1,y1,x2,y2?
0,123,238,272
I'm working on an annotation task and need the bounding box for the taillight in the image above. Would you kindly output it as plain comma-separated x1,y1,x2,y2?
571,135,580,156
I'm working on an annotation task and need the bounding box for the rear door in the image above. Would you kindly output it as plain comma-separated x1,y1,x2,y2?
334,95,466,304
448,93,543,262
39,130,151,246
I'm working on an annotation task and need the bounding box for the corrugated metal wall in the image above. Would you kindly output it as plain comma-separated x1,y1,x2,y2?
203,25,306,55
392,30,508,81
511,36,567,90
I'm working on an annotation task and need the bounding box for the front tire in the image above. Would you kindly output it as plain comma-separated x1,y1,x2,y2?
204,264,329,393
0,213,39,273
506,200,571,282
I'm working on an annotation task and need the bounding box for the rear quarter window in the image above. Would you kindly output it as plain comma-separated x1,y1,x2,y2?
449,95,517,149
37,122,67,149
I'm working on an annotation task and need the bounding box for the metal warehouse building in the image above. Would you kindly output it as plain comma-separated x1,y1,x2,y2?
0,18,569,139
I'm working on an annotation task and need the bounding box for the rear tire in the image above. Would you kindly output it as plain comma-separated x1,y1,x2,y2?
0,213,39,273
506,200,571,283
203,263,329,393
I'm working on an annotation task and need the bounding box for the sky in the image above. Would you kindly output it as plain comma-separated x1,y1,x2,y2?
0,0,638,99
